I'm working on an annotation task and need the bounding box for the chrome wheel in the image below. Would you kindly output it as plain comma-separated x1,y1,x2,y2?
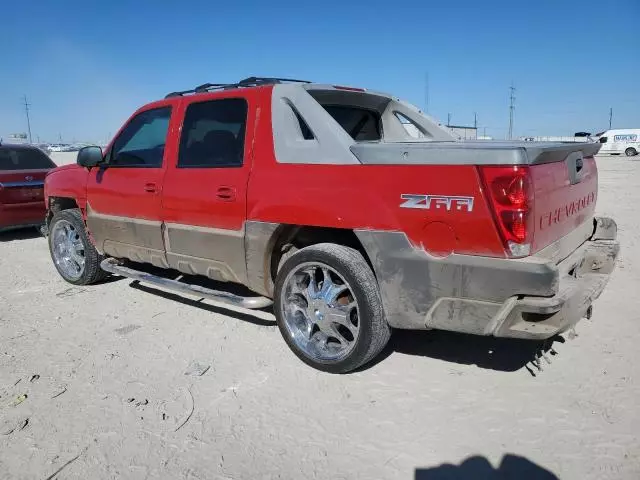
51,219,85,281
280,262,360,362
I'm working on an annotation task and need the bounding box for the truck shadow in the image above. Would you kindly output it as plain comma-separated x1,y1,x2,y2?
383,329,564,374
415,454,559,479
129,280,276,328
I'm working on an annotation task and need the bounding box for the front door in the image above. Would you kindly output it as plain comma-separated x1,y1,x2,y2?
161,95,253,283
86,104,175,267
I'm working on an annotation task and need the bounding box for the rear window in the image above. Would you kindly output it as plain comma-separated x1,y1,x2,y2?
322,105,382,141
0,147,56,170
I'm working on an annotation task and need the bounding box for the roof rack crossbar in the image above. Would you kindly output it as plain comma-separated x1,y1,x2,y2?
165,76,310,98
237,76,310,86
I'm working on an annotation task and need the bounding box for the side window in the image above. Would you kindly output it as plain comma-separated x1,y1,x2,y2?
178,98,248,168
599,136,608,144
395,112,427,139
110,107,171,167
322,105,382,141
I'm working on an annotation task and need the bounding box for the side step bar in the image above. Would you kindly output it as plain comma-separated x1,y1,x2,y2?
100,258,273,310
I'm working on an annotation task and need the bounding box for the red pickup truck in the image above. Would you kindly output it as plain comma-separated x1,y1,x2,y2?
44,77,620,373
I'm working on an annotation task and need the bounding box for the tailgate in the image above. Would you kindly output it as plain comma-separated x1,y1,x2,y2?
531,151,597,256
0,170,48,205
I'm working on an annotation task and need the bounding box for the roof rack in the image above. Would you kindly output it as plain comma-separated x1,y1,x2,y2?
165,76,310,98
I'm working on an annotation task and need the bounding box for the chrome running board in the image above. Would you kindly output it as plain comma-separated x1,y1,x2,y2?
100,258,273,310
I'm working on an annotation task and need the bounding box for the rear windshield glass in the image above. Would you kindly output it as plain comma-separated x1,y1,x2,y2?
0,147,56,170
322,105,382,141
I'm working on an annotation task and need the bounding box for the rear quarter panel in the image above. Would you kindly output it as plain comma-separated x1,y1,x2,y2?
248,164,506,257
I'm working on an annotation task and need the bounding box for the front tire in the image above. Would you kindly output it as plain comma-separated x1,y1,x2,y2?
48,208,107,285
274,243,391,373
625,147,638,157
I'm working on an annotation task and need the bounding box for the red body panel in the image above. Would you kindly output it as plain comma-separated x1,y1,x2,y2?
247,163,506,256
44,164,89,210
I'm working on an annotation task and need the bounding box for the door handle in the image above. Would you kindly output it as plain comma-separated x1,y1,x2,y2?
144,183,158,193
216,186,236,201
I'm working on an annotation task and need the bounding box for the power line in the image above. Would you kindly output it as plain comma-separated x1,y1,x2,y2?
508,82,516,140
23,95,32,144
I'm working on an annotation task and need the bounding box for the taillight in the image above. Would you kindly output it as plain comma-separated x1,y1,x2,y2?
479,165,534,257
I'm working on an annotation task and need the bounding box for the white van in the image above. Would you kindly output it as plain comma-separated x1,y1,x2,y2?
596,129,640,156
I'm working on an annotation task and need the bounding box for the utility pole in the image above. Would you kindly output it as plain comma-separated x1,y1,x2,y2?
474,112,477,129
22,95,32,144
483,127,487,137
447,113,451,127
508,82,516,140
609,108,613,129
424,72,429,113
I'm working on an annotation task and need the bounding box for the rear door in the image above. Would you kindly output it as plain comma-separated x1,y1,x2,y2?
161,94,254,283
0,146,54,227
85,102,177,266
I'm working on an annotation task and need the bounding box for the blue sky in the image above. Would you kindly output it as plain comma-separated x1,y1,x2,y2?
1,0,638,142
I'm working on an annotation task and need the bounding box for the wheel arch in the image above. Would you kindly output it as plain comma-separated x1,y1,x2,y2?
46,197,80,227
245,222,376,297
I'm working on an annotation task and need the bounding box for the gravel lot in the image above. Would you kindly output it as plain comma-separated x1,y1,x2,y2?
1,153,639,479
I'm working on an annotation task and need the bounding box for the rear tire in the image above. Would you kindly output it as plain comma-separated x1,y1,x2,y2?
274,243,391,373
625,148,638,157
48,208,107,285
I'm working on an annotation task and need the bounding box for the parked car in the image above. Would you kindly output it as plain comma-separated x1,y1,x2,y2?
596,129,640,156
35,144,53,156
0,143,56,232
43,77,620,373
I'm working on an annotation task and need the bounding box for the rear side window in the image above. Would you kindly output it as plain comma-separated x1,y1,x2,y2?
178,98,248,168
395,112,426,139
322,105,381,141
0,147,56,170
110,107,171,167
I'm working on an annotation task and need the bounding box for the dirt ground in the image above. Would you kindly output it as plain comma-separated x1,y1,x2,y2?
1,153,639,479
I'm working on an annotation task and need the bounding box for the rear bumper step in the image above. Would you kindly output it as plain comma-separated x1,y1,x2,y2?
100,258,273,310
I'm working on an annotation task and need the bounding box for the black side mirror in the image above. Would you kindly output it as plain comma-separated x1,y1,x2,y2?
77,146,104,168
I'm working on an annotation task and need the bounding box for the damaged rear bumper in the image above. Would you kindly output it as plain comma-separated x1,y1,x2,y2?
356,217,620,340
487,235,619,339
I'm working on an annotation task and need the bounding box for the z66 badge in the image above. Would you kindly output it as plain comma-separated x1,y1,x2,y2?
400,194,474,212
